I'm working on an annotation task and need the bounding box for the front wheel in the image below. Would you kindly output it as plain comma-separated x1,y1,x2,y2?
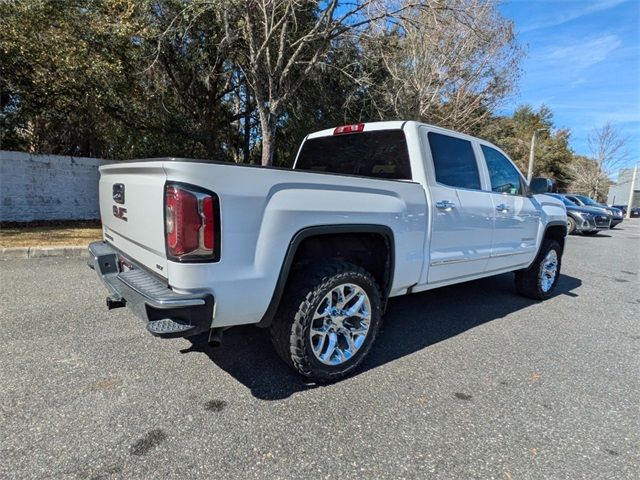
515,239,562,300
270,261,383,383
567,216,576,235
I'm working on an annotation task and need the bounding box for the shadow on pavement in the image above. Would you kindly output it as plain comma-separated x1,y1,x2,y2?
181,272,582,400
577,233,612,238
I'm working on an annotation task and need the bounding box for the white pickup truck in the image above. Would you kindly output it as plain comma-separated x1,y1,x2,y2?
89,121,567,382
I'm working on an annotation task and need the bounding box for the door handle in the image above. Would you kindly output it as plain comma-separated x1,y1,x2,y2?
436,200,456,211
496,204,510,213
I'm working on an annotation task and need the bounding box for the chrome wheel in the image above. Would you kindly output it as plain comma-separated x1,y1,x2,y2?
309,283,371,366
540,249,558,293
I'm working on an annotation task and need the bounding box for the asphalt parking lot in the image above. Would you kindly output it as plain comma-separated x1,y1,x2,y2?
1,222,639,479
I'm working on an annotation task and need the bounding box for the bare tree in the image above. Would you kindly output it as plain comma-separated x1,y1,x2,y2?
218,0,417,166
152,0,406,165
162,0,521,166
359,0,522,132
567,155,610,201
587,122,629,199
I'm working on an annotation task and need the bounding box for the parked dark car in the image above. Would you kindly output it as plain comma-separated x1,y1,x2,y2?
612,204,628,215
549,194,611,235
563,194,623,228
611,205,640,217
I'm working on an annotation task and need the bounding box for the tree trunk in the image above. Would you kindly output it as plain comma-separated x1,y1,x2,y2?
205,106,217,159
243,111,251,163
242,83,251,163
259,110,277,167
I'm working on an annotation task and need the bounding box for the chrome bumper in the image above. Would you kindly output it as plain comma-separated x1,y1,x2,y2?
87,241,214,338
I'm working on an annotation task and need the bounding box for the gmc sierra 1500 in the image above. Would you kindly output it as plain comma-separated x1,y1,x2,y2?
88,121,567,382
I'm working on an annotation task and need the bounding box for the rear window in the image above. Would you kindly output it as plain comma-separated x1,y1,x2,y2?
295,130,412,180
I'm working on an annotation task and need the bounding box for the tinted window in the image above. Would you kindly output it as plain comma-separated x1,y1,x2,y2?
295,130,411,180
427,132,481,189
576,195,599,206
481,145,523,195
550,194,576,207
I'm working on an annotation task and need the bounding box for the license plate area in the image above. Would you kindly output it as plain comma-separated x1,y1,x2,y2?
97,253,119,275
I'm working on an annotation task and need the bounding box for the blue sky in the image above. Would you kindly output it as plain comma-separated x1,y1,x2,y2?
498,0,639,164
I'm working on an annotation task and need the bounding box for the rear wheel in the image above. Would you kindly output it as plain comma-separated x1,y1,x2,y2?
515,239,562,300
567,216,576,235
270,261,383,383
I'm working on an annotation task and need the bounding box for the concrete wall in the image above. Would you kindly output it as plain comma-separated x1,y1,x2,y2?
0,151,109,222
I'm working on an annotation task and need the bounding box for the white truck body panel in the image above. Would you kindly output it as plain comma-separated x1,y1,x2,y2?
98,162,168,275
161,162,427,327
95,120,567,329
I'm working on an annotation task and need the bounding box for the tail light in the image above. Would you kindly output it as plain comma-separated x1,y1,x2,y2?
164,183,220,262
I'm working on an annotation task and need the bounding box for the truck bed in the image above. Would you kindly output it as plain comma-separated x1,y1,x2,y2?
98,158,428,327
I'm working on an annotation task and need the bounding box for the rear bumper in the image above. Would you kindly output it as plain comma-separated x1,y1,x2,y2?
87,241,214,338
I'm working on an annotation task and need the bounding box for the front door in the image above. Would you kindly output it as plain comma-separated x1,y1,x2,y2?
420,128,495,284
479,144,541,271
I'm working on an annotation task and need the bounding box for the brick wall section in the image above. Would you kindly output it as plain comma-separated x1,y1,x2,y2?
0,150,110,222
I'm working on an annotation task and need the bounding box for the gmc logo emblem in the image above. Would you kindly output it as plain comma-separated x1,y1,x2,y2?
113,206,128,222
112,183,125,204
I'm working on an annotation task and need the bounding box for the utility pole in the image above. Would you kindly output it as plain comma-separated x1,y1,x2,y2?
625,164,638,219
527,128,549,182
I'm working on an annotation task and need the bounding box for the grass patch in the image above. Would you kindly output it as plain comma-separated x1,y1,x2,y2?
0,223,102,247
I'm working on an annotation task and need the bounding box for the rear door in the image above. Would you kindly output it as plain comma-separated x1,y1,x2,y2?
479,144,540,270
98,161,168,276
419,128,494,284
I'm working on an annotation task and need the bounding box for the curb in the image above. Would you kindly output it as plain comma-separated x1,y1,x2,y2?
1,246,89,259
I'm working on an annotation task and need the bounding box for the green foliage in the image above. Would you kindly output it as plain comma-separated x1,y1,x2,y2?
0,0,243,160
1,0,149,157
1,0,524,163
0,0,607,190
478,105,578,189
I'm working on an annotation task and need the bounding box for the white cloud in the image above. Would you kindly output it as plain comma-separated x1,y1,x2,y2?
545,34,622,71
519,0,628,33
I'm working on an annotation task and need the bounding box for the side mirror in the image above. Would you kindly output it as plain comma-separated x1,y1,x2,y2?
529,177,554,195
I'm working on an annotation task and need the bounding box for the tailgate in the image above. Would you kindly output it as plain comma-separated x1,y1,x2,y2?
98,161,168,277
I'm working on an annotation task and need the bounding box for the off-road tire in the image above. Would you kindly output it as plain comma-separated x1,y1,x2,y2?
567,216,576,235
515,239,562,300
270,261,383,383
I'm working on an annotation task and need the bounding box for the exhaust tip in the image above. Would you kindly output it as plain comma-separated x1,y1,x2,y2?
208,328,224,348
